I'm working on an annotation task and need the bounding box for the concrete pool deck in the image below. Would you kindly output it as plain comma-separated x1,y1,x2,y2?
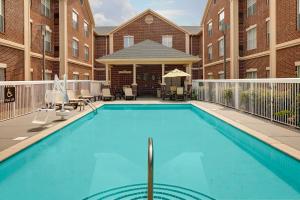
0,99,300,162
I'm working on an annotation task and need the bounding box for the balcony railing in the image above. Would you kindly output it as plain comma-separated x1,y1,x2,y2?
193,79,300,129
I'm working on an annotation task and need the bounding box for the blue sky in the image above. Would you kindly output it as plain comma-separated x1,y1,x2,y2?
89,0,207,26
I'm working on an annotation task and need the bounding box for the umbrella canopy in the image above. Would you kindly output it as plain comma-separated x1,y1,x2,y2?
163,69,191,78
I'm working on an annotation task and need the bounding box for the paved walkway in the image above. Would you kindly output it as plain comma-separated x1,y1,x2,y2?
193,101,300,151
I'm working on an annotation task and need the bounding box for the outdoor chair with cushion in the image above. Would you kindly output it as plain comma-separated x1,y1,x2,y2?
175,87,185,101
67,90,85,111
124,87,136,100
80,89,94,101
102,88,114,101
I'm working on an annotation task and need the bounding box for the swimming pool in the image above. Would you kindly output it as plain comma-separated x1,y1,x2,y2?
0,104,300,200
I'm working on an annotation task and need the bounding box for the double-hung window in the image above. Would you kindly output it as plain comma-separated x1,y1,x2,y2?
208,21,213,37
247,26,257,50
219,37,224,57
84,45,89,61
247,0,256,17
0,0,4,32
72,10,78,30
84,21,89,37
297,66,300,78
124,36,134,48
208,44,213,60
44,30,51,52
41,0,51,17
246,71,257,79
219,10,225,31
297,0,300,30
162,35,173,48
0,64,6,81
72,39,79,57
266,20,270,46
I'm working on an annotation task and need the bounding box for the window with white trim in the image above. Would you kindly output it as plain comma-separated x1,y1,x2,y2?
219,72,224,79
246,71,257,79
297,66,300,78
0,0,4,32
247,0,256,17
266,20,270,46
297,0,300,30
219,11,225,31
72,11,78,30
72,39,79,57
41,0,51,17
124,36,134,48
162,35,173,48
83,74,89,80
84,46,89,61
45,30,51,52
247,27,257,50
0,67,5,81
208,22,213,37
208,74,214,79
219,38,224,57
208,45,213,60
73,73,79,80
45,72,52,80
84,21,89,37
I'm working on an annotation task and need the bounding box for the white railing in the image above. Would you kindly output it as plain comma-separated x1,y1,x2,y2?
0,80,105,121
193,79,300,129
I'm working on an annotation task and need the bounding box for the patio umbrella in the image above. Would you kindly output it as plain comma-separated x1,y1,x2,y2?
163,69,191,86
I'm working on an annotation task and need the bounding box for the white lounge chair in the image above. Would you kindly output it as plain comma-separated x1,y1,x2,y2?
124,87,136,100
67,90,85,110
175,87,185,101
80,89,94,101
102,88,114,101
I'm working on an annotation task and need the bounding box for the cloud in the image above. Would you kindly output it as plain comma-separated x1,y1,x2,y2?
89,0,137,26
155,9,186,19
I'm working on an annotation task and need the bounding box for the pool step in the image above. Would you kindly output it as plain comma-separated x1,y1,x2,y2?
83,183,215,200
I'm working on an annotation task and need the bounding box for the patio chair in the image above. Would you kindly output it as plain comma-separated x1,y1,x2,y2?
175,87,185,101
67,90,85,111
124,87,136,100
102,88,114,101
80,89,94,101
170,86,177,100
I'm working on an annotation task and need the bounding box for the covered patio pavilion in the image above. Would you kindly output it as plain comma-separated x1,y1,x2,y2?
96,40,200,96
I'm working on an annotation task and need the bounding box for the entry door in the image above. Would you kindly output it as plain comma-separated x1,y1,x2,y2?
137,66,161,96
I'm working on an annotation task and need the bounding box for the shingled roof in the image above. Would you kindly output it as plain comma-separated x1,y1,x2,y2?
96,40,200,64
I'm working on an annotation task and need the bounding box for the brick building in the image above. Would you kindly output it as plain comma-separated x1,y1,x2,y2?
201,0,300,79
0,0,94,81
94,9,202,96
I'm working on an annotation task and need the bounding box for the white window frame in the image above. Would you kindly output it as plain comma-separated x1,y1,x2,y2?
247,26,257,50
0,0,4,32
84,21,89,37
124,36,134,48
218,71,225,79
266,19,270,46
246,69,258,79
298,0,300,30
72,10,78,30
247,0,256,17
72,39,79,57
0,63,6,81
41,0,51,18
84,45,89,61
218,10,225,31
208,21,213,37
162,35,173,48
208,44,213,60
218,37,224,57
297,65,300,78
45,30,51,52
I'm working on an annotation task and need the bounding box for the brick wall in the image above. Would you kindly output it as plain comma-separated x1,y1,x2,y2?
0,46,24,81
277,46,300,78
31,57,58,80
68,63,92,80
204,62,230,79
113,13,187,53
94,35,108,71
239,56,269,79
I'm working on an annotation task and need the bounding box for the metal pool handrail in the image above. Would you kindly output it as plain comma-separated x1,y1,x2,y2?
148,138,154,200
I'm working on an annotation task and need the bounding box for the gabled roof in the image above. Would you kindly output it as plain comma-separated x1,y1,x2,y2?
107,9,191,35
95,26,201,36
96,40,200,64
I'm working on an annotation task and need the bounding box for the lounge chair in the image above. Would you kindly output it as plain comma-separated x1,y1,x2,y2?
124,87,136,100
175,87,185,101
80,89,94,101
67,90,85,110
102,88,114,101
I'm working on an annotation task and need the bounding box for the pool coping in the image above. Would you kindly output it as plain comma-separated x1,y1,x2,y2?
191,101,300,161
1,101,300,162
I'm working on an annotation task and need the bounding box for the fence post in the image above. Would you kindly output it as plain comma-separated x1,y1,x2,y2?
271,82,274,121
215,82,219,103
235,82,239,109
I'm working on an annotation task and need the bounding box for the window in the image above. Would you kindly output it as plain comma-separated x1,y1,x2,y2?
73,73,79,80
208,44,213,60
208,21,213,37
266,20,270,46
84,46,89,61
219,38,224,57
297,66,300,78
162,35,173,48
72,39,79,57
124,36,134,48
247,0,256,17
0,67,5,81
45,72,52,80
0,0,4,32
72,10,78,30
44,30,51,52
219,10,225,31
208,73,214,79
219,72,225,79
41,0,51,17
297,0,300,31
246,71,257,79
247,27,257,50
84,21,89,37
83,74,89,80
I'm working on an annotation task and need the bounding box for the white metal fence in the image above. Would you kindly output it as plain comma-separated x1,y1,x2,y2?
0,80,105,121
192,79,300,129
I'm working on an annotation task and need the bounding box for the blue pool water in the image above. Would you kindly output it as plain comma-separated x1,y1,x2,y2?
0,104,300,200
